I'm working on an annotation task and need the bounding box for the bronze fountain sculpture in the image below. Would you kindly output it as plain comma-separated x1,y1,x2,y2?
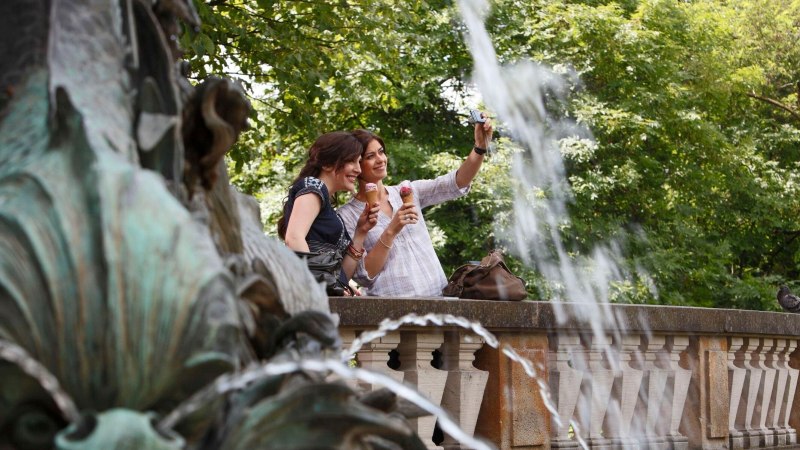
0,0,427,448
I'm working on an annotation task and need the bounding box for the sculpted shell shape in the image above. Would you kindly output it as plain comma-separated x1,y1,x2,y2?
0,70,248,446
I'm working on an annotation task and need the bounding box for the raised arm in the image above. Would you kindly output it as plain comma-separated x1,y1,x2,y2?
455,112,494,189
284,194,322,252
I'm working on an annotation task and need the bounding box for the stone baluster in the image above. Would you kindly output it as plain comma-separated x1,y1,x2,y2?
741,338,765,447
664,335,691,449
584,333,618,449
667,336,692,450
439,331,489,450
606,334,642,448
354,330,402,391
397,330,448,449
639,334,669,448
781,339,799,444
755,338,777,446
769,339,789,446
549,333,584,448
728,337,746,449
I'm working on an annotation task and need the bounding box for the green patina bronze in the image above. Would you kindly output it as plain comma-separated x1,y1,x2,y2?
56,410,185,450
0,1,426,449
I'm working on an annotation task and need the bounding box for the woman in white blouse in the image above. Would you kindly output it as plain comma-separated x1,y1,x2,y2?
337,115,493,297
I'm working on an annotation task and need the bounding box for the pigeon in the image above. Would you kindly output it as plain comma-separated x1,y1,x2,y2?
777,285,800,313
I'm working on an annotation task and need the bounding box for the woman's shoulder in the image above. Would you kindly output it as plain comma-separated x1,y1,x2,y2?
295,176,325,190
290,177,329,206
291,176,328,194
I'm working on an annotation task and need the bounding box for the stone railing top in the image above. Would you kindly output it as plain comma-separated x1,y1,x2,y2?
330,297,800,337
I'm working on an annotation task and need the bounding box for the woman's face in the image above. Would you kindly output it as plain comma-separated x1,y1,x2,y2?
332,158,362,193
359,139,387,183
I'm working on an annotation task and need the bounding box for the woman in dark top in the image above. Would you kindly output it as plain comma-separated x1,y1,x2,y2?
277,131,379,295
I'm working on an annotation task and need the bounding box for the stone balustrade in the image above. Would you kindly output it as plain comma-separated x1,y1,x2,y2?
330,297,800,449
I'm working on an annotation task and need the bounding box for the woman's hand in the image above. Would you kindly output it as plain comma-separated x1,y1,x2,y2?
355,201,380,235
359,203,416,279
456,110,493,189
387,203,418,235
474,111,493,150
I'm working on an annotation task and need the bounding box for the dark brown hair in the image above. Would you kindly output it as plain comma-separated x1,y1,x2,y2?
351,129,386,157
277,132,363,239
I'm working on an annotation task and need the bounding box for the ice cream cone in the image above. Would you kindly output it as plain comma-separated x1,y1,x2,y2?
399,180,413,205
365,183,378,205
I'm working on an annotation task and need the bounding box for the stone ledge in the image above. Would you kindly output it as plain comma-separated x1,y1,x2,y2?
329,297,800,336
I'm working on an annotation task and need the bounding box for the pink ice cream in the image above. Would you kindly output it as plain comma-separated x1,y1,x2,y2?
399,180,413,204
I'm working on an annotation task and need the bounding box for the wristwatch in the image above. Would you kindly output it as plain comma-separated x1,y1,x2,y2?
473,145,487,155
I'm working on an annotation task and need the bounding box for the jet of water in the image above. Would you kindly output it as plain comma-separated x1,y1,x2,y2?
159,357,495,450
341,312,590,449
457,0,637,320
0,339,81,423
454,1,653,445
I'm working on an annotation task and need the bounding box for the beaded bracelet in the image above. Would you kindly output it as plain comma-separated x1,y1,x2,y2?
347,243,365,260
378,235,393,249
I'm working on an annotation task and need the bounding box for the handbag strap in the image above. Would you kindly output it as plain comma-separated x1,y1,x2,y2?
479,250,503,269
475,251,521,281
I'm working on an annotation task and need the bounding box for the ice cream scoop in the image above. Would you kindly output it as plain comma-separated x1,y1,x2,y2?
365,182,378,205
399,180,413,205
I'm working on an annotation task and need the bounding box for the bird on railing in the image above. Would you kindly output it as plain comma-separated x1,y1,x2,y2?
777,285,800,313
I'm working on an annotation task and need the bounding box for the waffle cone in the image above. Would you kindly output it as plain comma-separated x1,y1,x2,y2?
365,190,379,205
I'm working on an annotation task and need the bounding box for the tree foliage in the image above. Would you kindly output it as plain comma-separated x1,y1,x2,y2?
186,0,800,310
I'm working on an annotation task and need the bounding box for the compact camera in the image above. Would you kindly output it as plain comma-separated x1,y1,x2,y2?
468,109,486,124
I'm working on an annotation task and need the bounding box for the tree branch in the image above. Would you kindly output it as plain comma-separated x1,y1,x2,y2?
746,91,800,122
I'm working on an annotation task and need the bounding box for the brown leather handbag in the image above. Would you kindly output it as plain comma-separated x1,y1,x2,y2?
442,250,527,301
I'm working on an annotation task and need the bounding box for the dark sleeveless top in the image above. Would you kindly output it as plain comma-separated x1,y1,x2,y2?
284,177,351,285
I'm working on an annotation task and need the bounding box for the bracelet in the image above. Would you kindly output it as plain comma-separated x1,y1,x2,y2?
378,235,393,249
473,145,487,155
347,243,364,260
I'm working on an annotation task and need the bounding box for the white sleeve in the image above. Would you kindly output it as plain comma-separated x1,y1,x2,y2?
412,169,470,209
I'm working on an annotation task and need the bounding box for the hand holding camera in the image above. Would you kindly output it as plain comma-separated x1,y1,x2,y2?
468,109,486,125
468,109,493,155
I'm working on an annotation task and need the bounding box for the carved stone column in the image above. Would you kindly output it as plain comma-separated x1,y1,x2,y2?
728,337,746,449
582,333,618,449
755,338,777,446
664,335,691,450
355,330,402,391
605,334,642,449
549,334,584,449
783,339,799,444
639,334,670,448
398,330,448,449
741,338,764,447
439,330,489,450
769,339,789,446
